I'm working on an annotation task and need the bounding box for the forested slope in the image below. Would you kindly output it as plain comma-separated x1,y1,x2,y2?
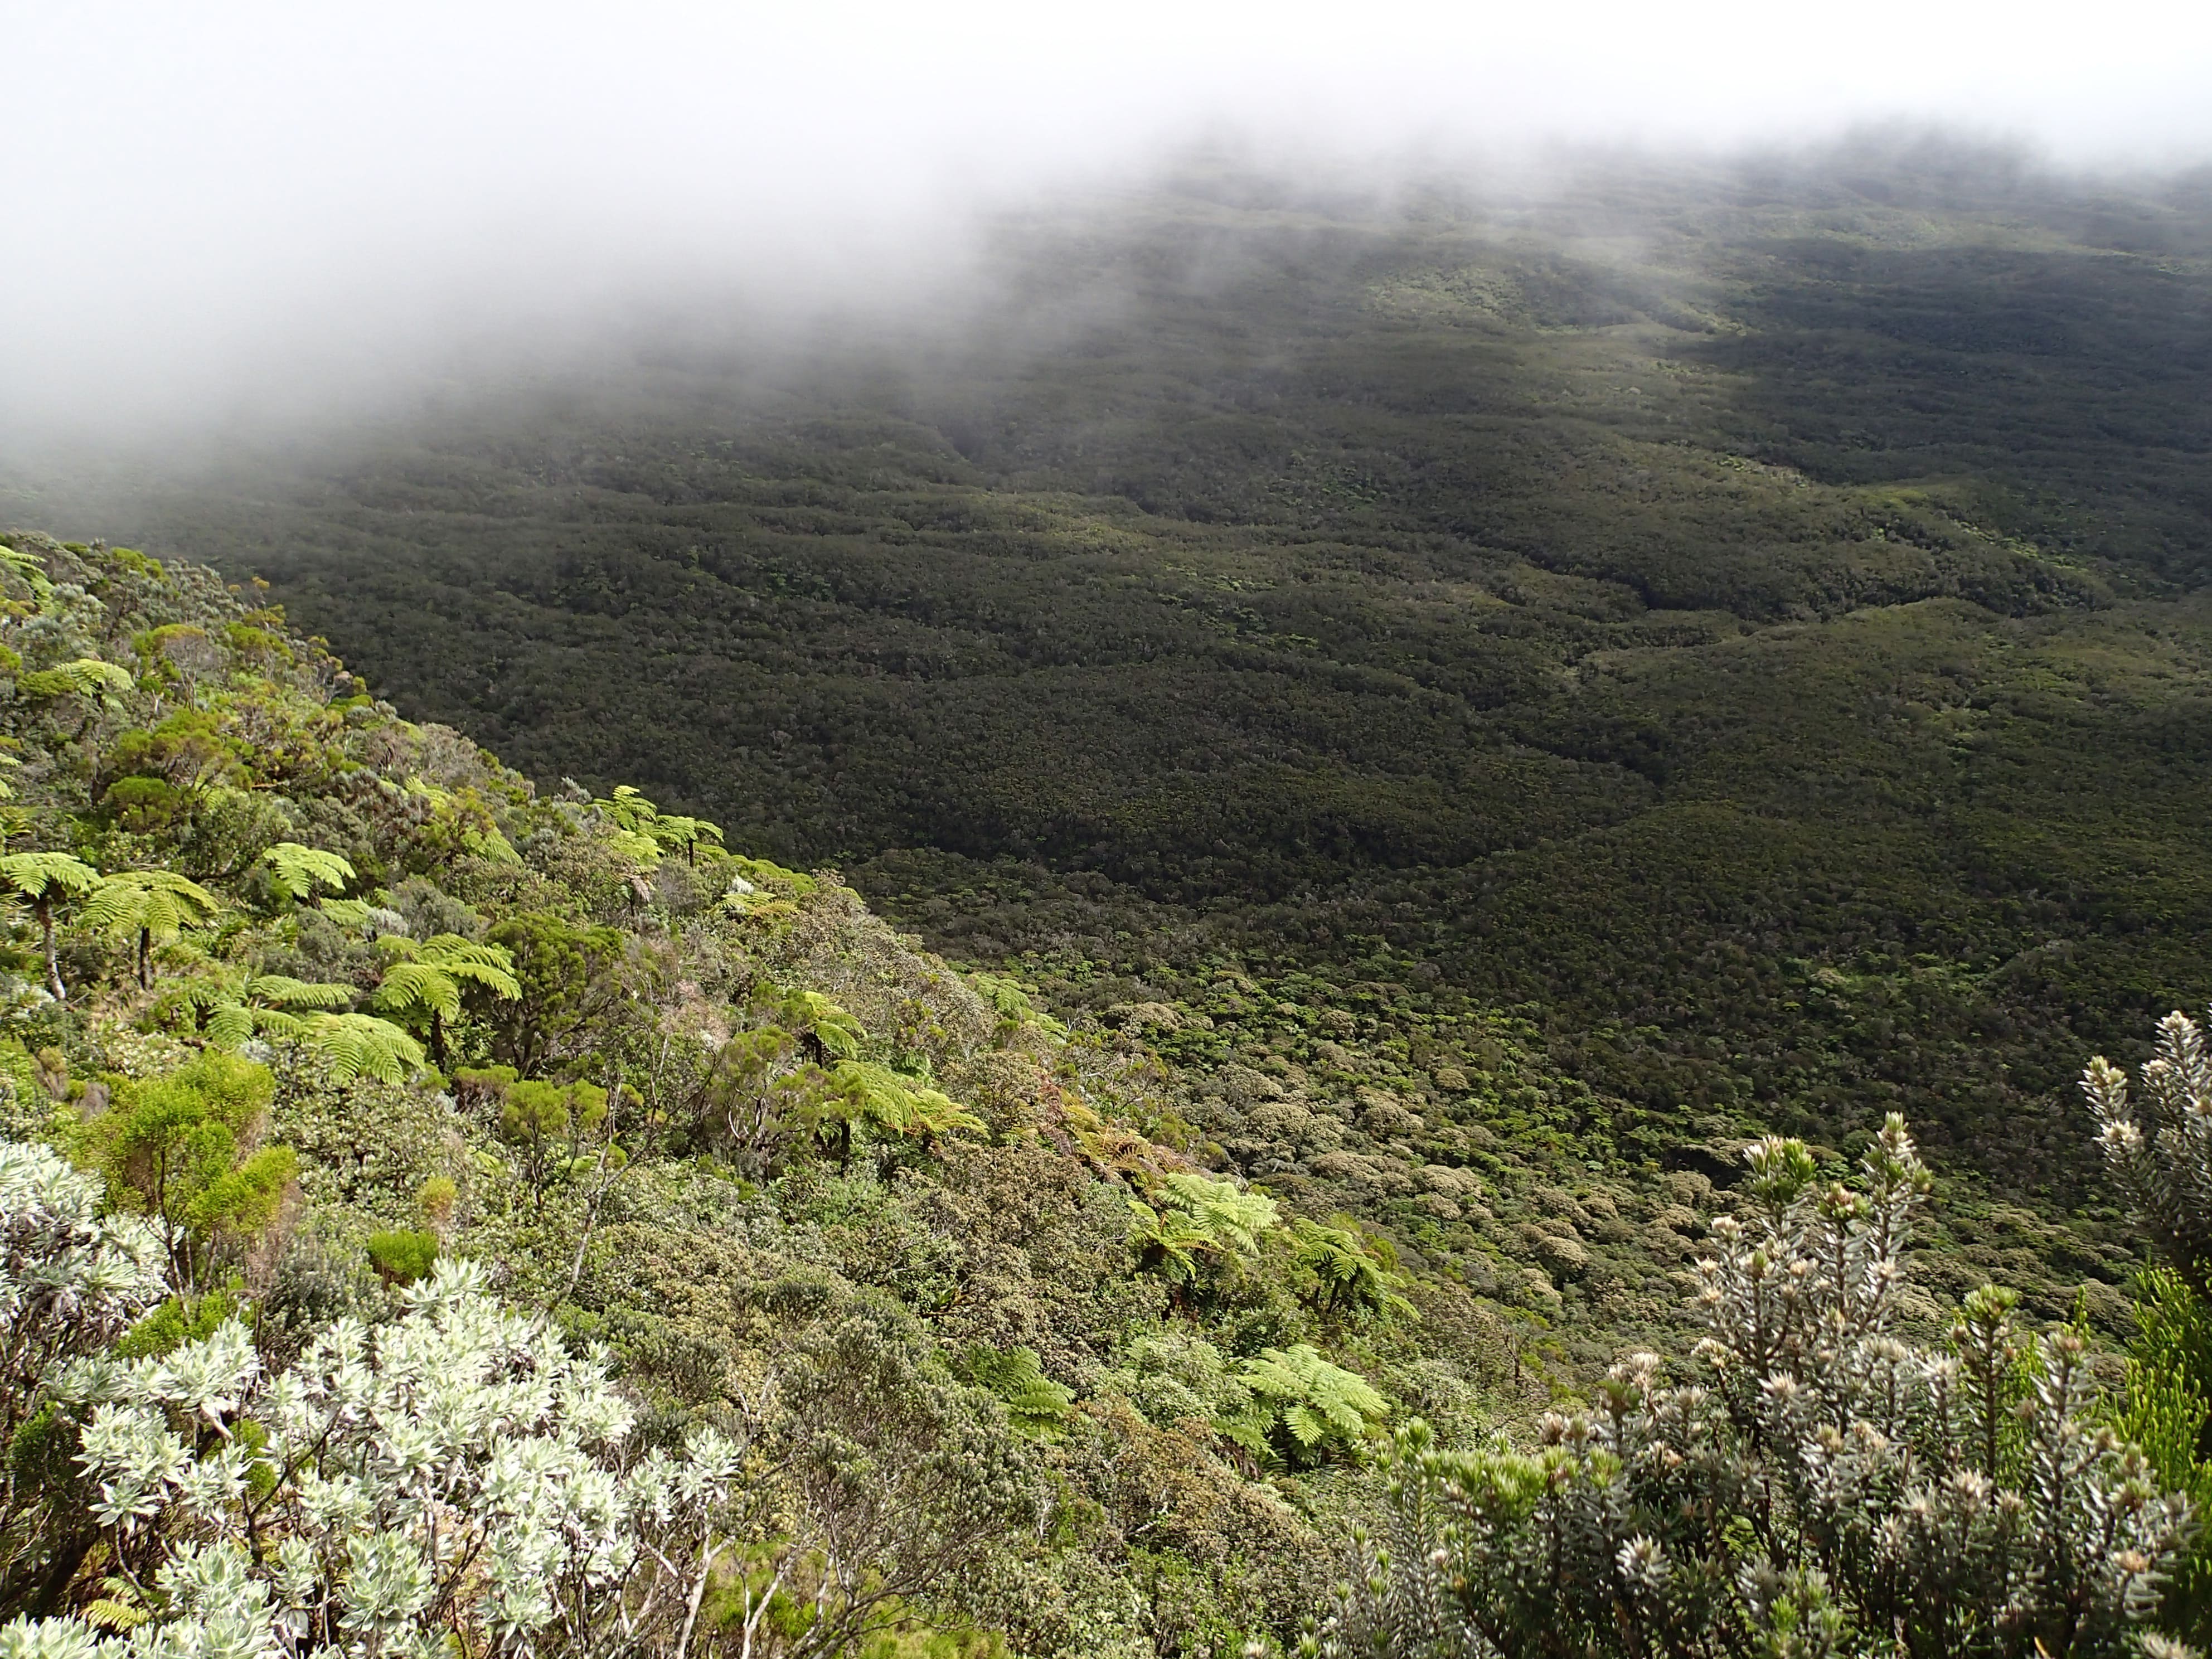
26,144,2212,1313
6,528,2212,1658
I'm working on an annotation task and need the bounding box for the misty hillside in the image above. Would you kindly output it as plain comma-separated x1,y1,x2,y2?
25,147,2212,1312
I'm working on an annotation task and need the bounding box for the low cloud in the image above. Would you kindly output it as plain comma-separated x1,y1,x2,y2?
5,0,2209,452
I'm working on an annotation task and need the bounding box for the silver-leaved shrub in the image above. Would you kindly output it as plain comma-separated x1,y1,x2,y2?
1314,1115,2192,1658
6,1252,744,1659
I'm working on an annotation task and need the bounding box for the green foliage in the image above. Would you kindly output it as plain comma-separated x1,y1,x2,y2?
363,1226,439,1284
14,659,131,704
79,1050,287,1292
256,841,355,900
135,157,2212,1272
3,513,2207,1650
0,544,54,601
0,852,99,1000
483,911,626,1076
1217,1343,1388,1468
371,931,520,1066
0,855,98,905
823,1060,985,1152
298,1010,425,1084
956,1343,1075,1441
76,870,220,988
2116,1267,2212,1644
771,987,866,1060
111,1287,241,1361
1128,1171,1282,1289
1288,1217,1414,1326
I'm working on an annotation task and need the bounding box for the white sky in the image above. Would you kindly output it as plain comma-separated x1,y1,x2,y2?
5,0,2210,448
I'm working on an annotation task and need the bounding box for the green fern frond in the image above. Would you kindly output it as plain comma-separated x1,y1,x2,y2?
246,975,357,1009
16,657,133,701
373,959,463,1023
259,841,356,899
0,850,100,900
79,869,221,944
300,1012,425,1084
0,544,54,599
1158,1171,1280,1257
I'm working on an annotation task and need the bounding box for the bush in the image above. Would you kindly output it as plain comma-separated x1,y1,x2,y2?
362,1228,438,1285
1317,1117,2190,1657
28,1258,745,1659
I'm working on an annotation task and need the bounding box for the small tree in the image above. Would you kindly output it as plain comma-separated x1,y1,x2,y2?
0,1141,165,1616
80,1051,291,1294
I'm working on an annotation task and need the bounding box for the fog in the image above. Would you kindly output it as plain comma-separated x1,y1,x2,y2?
6,0,2212,455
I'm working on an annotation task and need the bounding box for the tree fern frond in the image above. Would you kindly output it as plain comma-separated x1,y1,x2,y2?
79,870,221,944
0,851,100,899
0,542,54,599
300,1013,425,1084
373,961,463,1023
202,1003,256,1049
246,975,357,1009
16,657,133,701
259,842,356,899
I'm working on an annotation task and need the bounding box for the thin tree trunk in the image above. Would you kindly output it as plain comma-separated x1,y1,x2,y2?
39,898,61,1002
138,925,151,989
429,1007,449,1071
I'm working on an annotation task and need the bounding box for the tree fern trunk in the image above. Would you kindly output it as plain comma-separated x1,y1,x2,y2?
38,897,61,1002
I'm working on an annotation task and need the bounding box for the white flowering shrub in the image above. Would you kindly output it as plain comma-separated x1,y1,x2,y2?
2087,1010,2212,1300
0,1142,166,1615
1313,1115,2192,1658
9,1258,744,1659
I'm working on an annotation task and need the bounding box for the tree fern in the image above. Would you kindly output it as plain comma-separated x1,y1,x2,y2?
823,1059,984,1152
1291,1216,1417,1325
1126,1198,1219,1284
320,898,408,934
372,934,520,1068
957,1344,1075,1440
79,870,221,987
967,972,1069,1039
1219,1343,1388,1467
0,850,99,999
0,542,54,599
773,987,866,1061
1157,1171,1279,1257
171,973,357,1052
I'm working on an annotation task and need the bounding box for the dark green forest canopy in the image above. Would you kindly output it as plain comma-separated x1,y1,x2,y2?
37,145,2212,1232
